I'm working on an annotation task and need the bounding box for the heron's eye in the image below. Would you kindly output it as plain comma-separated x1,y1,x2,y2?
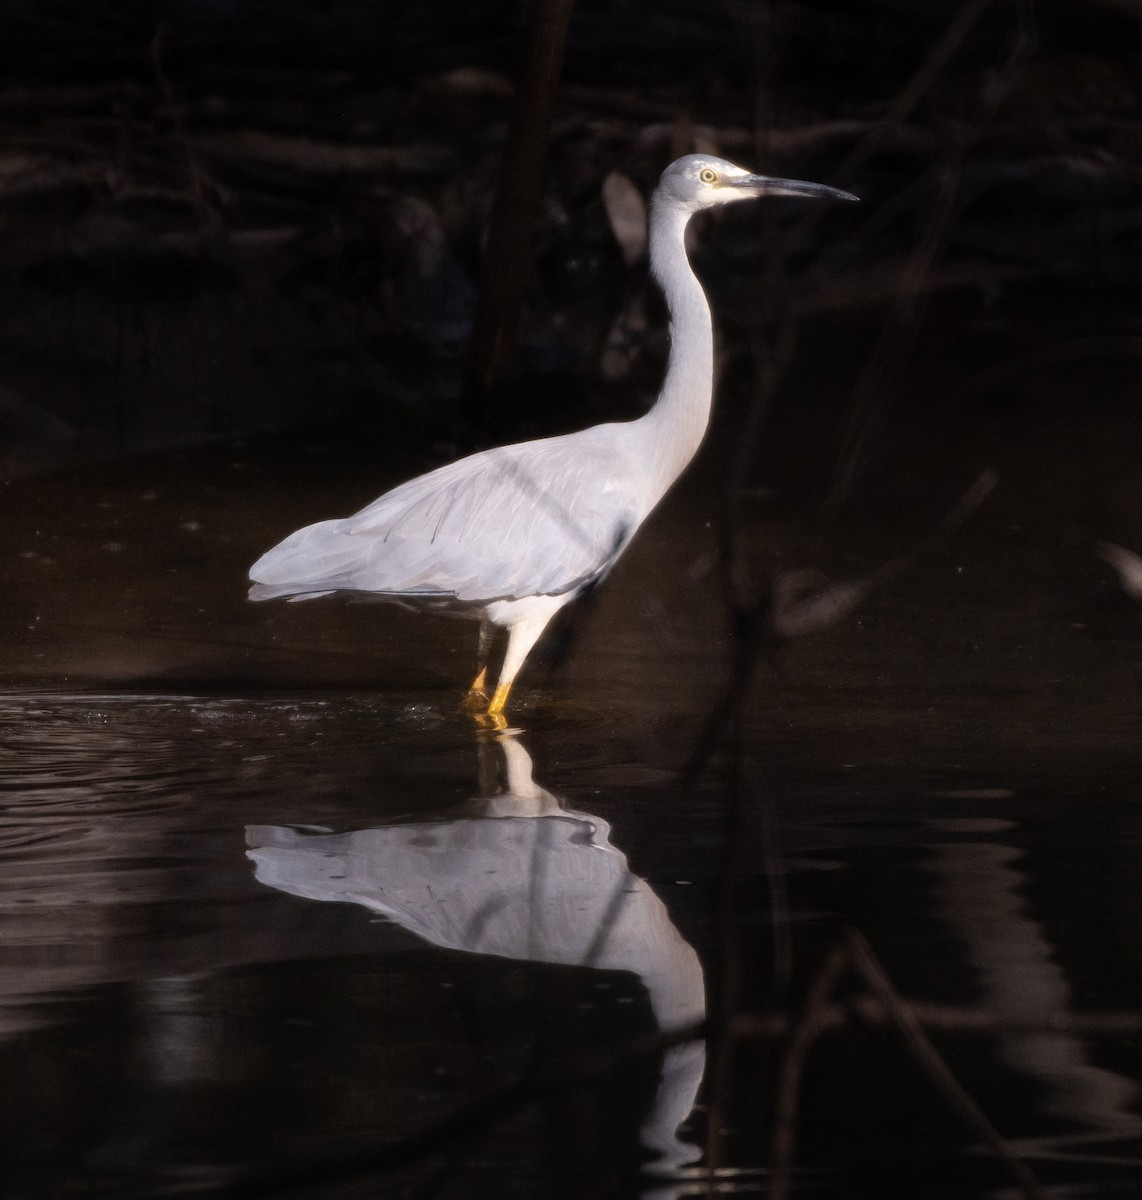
699,167,718,185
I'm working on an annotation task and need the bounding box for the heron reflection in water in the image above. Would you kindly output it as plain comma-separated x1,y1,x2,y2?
246,733,706,1171
249,155,856,716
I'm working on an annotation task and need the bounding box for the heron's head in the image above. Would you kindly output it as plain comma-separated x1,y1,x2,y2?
656,154,858,213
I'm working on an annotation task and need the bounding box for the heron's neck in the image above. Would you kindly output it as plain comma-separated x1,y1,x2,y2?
640,200,713,499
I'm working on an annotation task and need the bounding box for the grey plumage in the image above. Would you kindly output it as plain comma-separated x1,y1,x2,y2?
249,154,856,715
249,424,641,606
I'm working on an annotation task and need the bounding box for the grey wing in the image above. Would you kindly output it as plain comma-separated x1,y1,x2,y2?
249,427,643,603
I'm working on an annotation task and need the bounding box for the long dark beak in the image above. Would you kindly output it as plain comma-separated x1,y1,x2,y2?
730,174,859,203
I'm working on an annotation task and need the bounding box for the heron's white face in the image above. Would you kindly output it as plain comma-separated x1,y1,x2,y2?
656,155,757,211
656,153,858,213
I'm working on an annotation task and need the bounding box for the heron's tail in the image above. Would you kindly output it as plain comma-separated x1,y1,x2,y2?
248,582,337,603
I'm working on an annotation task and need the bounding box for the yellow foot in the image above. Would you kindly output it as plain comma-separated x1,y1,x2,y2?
463,682,514,733
471,710,509,733
462,666,490,711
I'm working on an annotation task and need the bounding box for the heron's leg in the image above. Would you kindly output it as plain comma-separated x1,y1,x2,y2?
463,621,497,708
486,614,552,716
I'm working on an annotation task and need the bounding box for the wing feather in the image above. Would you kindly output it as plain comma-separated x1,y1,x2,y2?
249,424,647,604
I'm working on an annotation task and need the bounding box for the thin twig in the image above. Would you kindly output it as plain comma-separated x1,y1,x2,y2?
731,999,1142,1041
817,0,994,198
824,163,961,516
844,928,1048,1200
769,943,851,1200
150,20,214,220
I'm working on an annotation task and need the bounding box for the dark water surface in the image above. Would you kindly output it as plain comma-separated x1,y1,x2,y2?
2,419,1142,1198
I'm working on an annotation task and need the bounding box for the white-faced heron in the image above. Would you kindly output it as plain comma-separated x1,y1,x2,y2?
248,154,856,715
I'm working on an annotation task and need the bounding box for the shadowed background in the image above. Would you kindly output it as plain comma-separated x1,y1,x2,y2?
2,3,1142,1198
